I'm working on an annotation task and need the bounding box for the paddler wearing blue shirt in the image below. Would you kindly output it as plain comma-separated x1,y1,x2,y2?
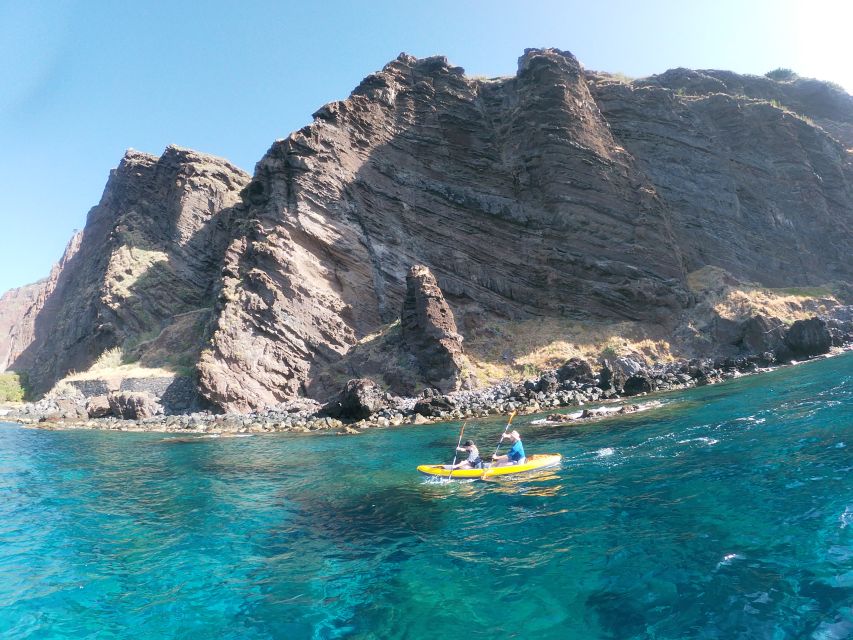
492,430,526,466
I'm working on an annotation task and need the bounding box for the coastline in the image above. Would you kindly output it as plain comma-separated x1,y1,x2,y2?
3,345,850,436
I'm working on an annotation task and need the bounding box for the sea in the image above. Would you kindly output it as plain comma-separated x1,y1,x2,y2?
1,351,851,639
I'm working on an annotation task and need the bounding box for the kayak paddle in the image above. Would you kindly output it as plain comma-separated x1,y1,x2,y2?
446,421,466,481
483,411,516,479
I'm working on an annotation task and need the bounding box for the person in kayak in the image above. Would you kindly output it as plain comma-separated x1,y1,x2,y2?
492,430,526,466
451,439,483,469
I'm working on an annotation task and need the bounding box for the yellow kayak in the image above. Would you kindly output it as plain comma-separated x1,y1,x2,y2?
417,454,562,479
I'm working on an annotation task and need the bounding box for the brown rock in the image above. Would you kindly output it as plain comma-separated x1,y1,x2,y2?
107,392,163,420
0,233,81,373
4,49,853,414
322,378,388,421
9,147,250,397
85,395,113,419
401,265,468,393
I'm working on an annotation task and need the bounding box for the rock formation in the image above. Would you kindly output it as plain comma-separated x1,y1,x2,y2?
588,69,853,285
107,391,164,420
401,265,469,393
0,281,47,372
781,317,832,359
322,378,388,421
8,146,250,396
2,49,852,412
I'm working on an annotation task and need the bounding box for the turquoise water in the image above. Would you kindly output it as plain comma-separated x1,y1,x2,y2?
1,353,851,639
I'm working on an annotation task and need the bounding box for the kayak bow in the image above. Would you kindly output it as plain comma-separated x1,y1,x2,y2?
417,454,562,479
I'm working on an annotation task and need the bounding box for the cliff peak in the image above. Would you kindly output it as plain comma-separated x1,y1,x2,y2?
517,47,581,75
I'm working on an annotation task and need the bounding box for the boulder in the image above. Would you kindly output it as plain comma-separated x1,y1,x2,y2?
622,374,654,396
599,356,643,391
54,397,86,419
322,378,388,421
107,391,164,420
711,315,744,347
556,358,595,384
413,395,454,417
780,317,832,359
401,265,469,393
85,395,113,419
739,315,786,354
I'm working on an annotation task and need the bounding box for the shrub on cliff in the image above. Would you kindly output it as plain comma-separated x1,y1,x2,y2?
765,68,797,81
0,372,27,402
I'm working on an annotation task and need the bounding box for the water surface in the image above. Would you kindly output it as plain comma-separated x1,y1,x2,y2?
1,353,852,639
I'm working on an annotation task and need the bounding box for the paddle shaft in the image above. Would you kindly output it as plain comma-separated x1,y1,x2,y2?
489,411,517,463
447,422,466,480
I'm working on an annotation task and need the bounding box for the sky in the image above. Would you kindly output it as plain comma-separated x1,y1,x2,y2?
1,0,851,294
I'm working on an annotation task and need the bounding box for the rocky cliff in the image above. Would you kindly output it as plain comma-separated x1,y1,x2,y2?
6,146,250,396
588,68,853,284
0,232,82,373
2,49,851,411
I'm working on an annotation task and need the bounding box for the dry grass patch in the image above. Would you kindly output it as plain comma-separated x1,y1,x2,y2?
687,266,839,325
464,317,673,384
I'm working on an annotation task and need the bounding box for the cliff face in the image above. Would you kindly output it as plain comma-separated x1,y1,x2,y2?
0,282,47,373
589,70,853,285
199,49,690,411
3,49,852,410
0,232,82,373
13,146,250,395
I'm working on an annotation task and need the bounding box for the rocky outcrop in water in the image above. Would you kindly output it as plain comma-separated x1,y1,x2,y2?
322,378,389,421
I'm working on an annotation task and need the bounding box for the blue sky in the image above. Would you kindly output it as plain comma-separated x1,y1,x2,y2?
1,0,851,293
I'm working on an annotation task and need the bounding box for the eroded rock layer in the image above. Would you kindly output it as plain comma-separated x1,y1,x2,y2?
0,232,82,373
589,71,853,284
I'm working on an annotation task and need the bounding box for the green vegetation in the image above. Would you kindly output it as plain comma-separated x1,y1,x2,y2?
765,285,835,298
0,372,27,403
765,68,797,81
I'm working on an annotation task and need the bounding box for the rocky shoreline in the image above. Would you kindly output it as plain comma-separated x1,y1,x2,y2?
4,317,851,436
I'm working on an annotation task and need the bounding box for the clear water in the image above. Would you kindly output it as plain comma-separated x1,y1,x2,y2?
1,353,851,639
